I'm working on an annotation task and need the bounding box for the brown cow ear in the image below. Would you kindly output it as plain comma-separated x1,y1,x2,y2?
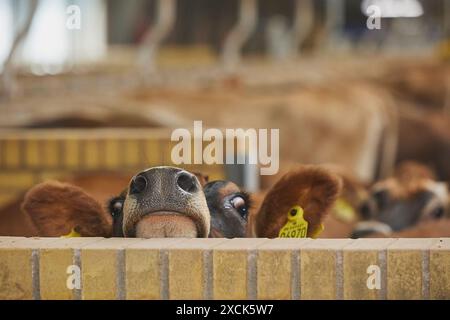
21,181,112,237
254,165,343,238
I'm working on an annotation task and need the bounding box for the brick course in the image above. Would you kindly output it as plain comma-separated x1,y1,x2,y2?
0,237,448,300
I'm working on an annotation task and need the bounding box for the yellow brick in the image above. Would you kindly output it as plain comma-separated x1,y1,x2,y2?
169,238,225,300
126,248,160,299
343,239,394,300
257,251,291,300
123,140,140,167
0,171,35,190
0,237,58,300
64,139,80,169
387,238,437,300
301,239,352,300
42,139,59,168
81,238,140,300
430,238,450,299
83,140,100,169
25,140,41,168
213,238,268,300
0,249,32,299
125,239,184,300
4,139,21,168
257,239,310,300
104,139,120,169
39,238,103,300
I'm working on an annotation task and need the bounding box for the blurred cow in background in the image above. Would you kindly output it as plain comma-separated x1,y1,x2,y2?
352,161,450,238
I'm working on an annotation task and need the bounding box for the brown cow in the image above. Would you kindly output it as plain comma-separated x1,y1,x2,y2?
319,165,368,238
260,162,368,238
396,111,450,181
13,165,342,239
352,161,449,238
0,172,132,237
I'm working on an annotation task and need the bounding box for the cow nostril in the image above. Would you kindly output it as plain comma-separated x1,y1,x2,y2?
350,228,378,239
130,175,148,195
350,230,366,239
177,172,198,193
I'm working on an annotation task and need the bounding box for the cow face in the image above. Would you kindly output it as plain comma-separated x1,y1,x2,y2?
352,163,449,238
112,167,210,238
108,176,251,238
21,165,342,239
203,180,250,238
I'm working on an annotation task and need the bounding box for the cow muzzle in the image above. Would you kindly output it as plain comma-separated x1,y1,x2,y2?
122,166,210,238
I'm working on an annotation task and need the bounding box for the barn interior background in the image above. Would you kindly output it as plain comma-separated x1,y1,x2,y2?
0,0,449,237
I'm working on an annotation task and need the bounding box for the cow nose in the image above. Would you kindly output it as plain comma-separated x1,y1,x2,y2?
130,174,148,195
177,172,198,193
350,229,375,239
350,221,393,238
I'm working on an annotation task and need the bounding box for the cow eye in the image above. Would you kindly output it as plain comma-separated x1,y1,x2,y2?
359,201,372,219
109,198,124,217
231,195,248,219
373,189,390,210
430,206,445,219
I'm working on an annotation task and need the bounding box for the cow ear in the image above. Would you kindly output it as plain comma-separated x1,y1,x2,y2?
254,165,343,238
21,181,112,237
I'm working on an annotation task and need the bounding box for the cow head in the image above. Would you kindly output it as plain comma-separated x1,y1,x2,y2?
352,162,449,238
21,165,342,239
108,167,210,238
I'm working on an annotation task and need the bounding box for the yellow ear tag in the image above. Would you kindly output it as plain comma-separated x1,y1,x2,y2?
310,223,324,239
334,198,356,223
61,228,81,238
278,205,308,238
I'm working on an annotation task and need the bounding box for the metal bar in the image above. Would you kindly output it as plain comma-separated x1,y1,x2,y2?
137,0,177,75
221,0,258,72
